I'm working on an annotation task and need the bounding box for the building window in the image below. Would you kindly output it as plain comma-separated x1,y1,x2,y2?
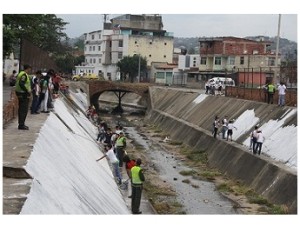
99,58,101,63
215,57,221,65
164,55,166,58
268,57,275,66
240,56,245,65
85,59,87,63
93,58,96,63
135,41,137,44
149,54,152,57
99,34,101,39
98,46,101,51
200,57,207,65
156,72,165,79
89,46,92,51
229,56,235,65
92,35,94,40
119,40,123,47
84,34,87,40
118,52,123,59
149,41,152,45
93,46,95,51
89,58,92,63
85,46,87,51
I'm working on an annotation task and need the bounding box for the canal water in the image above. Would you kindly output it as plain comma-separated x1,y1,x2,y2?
125,126,239,214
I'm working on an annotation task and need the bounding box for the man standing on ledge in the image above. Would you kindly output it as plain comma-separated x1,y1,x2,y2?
131,158,145,214
15,64,32,130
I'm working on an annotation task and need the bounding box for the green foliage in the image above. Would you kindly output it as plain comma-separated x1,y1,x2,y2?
117,55,147,82
216,183,233,193
3,14,68,58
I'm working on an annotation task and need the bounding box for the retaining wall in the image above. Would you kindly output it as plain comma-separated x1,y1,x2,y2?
146,86,297,213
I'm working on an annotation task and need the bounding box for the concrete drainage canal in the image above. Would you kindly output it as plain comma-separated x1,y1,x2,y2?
123,125,239,214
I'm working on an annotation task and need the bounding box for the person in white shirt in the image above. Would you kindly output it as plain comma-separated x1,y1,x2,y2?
96,144,122,185
277,82,287,106
226,120,237,141
254,130,265,155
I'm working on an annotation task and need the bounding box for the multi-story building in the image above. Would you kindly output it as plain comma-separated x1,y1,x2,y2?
76,30,103,76
198,37,280,85
75,14,174,81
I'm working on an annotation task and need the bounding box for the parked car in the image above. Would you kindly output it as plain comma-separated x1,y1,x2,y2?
72,73,99,81
208,77,235,89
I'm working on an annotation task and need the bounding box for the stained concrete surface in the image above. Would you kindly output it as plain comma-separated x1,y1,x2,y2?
2,85,155,214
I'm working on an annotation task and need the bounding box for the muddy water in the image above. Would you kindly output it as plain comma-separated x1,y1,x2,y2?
125,126,239,214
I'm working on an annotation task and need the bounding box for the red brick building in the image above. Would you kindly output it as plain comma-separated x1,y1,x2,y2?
198,37,279,86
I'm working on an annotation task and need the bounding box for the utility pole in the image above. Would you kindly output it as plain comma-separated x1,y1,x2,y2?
138,54,141,82
274,14,281,84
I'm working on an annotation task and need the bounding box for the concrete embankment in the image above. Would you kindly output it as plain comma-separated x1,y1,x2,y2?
146,86,297,213
3,87,129,214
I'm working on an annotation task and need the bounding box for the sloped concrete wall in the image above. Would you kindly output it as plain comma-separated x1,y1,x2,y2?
20,92,129,214
146,86,297,213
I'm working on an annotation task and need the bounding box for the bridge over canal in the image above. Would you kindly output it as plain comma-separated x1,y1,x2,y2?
87,80,152,113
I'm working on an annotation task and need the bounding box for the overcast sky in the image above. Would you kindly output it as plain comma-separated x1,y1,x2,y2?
1,0,298,42
57,14,297,42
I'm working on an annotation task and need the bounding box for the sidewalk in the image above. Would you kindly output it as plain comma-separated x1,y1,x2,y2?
3,111,49,214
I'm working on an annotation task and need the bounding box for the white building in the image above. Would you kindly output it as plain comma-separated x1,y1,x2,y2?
3,53,19,75
75,14,174,81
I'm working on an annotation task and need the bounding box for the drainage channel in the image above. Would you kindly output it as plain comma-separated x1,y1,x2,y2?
125,126,239,214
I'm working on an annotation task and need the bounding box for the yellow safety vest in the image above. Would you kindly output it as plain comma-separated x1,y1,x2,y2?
131,166,143,184
116,136,126,147
268,84,275,93
15,71,31,93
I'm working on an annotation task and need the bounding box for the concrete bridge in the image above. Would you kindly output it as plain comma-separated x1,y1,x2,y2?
87,80,152,113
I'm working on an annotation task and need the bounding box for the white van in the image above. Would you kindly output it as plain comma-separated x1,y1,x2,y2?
208,77,235,89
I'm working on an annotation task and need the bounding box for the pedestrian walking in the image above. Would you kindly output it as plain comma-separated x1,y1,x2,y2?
212,116,220,138
131,158,145,214
226,120,237,141
267,82,276,104
15,64,32,130
254,130,265,155
277,82,287,107
251,125,259,154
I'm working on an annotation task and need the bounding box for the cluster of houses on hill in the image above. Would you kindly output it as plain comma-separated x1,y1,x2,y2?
75,14,283,87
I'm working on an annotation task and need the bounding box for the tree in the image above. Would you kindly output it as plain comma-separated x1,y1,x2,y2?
117,55,147,82
3,14,68,58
